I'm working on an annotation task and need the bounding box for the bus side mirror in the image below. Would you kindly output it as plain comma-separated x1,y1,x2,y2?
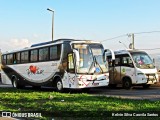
104,49,115,67
104,49,115,61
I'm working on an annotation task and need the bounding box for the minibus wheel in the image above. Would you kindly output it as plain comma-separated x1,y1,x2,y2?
55,78,63,92
122,78,132,89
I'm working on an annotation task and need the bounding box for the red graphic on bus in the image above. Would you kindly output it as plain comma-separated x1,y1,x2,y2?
27,65,44,75
29,65,38,74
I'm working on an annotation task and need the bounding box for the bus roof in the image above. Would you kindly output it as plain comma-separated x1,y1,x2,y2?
114,49,147,55
31,39,101,47
2,39,101,54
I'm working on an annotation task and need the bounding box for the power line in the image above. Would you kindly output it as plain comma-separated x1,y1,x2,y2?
101,30,160,42
134,31,160,35
100,34,127,42
137,48,160,50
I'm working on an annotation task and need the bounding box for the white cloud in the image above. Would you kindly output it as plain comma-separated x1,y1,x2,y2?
0,38,32,52
33,34,39,38
11,38,30,47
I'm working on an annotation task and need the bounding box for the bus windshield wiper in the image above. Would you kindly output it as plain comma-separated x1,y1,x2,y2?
88,56,103,74
94,56,104,74
87,56,95,74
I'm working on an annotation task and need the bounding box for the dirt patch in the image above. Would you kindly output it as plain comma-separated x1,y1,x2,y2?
152,82,160,87
152,72,160,87
0,118,16,120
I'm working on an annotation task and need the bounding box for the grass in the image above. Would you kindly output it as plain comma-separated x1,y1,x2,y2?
0,87,160,120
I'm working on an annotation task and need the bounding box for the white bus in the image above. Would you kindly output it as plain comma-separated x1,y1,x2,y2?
106,49,159,89
1,39,110,92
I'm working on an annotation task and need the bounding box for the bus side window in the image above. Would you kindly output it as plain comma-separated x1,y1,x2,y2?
30,49,38,62
2,55,7,65
16,52,20,64
67,53,75,73
128,58,134,66
7,54,13,65
13,53,17,64
115,57,120,66
122,56,133,67
62,44,72,70
39,47,49,61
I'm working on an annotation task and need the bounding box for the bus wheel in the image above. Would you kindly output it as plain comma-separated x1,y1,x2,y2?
12,78,24,89
55,78,63,92
12,78,19,89
123,78,132,90
143,84,150,89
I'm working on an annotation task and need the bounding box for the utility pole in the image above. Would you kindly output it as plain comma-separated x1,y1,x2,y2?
47,8,54,41
128,33,135,49
131,33,135,49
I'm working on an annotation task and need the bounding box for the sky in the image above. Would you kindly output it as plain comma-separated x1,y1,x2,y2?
1,0,160,54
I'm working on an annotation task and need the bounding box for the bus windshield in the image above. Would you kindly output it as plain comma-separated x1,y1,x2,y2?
131,52,155,69
73,43,108,74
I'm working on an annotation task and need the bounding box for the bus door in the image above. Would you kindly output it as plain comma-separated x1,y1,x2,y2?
104,49,116,84
66,52,76,88
120,54,135,83
66,49,79,88
112,56,121,84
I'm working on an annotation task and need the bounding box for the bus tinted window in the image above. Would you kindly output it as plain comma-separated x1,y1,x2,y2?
7,54,13,64
62,43,72,61
16,52,21,64
50,46,57,60
62,43,72,70
13,52,20,64
2,55,7,64
21,51,29,63
30,49,38,62
39,47,49,61
115,57,121,66
50,45,61,60
122,55,133,67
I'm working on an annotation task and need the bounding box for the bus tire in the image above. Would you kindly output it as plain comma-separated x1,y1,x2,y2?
12,78,23,89
55,78,63,92
122,78,132,90
143,84,150,89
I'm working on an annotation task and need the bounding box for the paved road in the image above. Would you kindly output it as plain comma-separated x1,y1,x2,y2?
89,86,160,101
0,83,160,101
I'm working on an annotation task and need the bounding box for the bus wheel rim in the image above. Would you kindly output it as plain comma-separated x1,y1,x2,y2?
13,80,17,88
57,81,62,90
125,81,130,87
